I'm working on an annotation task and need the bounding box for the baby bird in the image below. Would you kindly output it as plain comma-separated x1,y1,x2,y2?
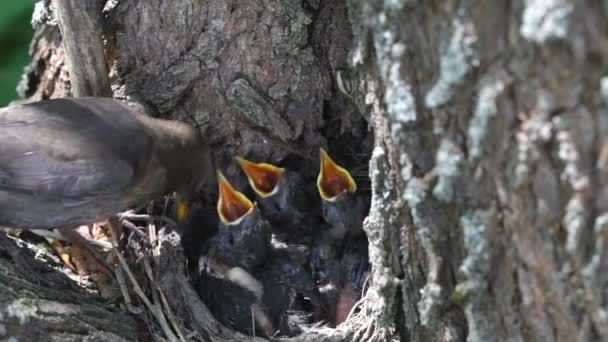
206,171,271,270
317,148,368,243
235,156,320,243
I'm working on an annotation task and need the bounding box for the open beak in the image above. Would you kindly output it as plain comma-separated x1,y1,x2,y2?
216,171,254,224
317,148,357,201
235,156,285,198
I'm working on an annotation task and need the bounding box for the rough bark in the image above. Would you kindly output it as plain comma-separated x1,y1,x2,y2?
51,0,111,97
0,233,138,341
355,1,608,341
4,0,607,341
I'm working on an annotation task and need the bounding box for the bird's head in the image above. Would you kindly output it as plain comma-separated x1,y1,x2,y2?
175,133,217,222
317,148,357,202
216,170,254,225
235,156,285,198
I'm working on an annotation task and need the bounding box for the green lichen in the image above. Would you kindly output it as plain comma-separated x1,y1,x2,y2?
450,290,469,305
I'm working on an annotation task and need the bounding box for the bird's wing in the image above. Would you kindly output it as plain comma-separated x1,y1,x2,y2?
0,98,151,199
0,148,132,200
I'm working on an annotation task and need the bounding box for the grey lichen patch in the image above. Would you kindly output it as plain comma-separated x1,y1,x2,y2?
514,110,554,188
4,299,80,326
584,214,608,280
433,139,464,202
32,0,53,27
362,145,400,333
520,0,573,44
601,77,608,103
404,178,447,326
372,14,417,127
5,298,37,324
563,195,587,258
385,43,417,125
459,211,491,278
554,109,594,191
539,99,594,263
582,213,608,335
404,177,428,207
102,0,119,13
425,16,479,109
468,78,507,159
383,0,409,11
34,300,78,316
418,282,443,325
456,209,497,342
227,78,295,142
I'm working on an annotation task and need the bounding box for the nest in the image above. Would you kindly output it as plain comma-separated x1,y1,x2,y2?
78,199,381,342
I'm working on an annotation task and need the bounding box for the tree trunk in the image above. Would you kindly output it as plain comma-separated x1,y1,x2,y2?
4,0,607,341
0,233,139,341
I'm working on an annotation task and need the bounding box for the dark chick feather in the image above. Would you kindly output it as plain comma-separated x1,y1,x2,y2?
235,157,320,243
0,97,214,229
321,193,368,242
207,208,272,270
259,244,319,336
196,266,263,336
257,171,320,242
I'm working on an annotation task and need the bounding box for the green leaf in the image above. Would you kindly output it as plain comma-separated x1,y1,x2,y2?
0,1,37,106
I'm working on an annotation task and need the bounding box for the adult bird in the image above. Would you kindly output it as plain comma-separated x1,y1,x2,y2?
0,97,215,244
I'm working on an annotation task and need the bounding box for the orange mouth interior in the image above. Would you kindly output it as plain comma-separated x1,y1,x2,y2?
236,157,284,197
317,148,357,200
217,171,254,224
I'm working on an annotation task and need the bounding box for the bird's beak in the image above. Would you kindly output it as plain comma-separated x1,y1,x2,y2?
216,171,254,224
176,197,190,223
317,148,357,201
235,156,285,198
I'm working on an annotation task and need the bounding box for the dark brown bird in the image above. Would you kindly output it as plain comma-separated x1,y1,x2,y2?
317,148,368,242
0,97,215,230
235,156,319,243
206,171,271,270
